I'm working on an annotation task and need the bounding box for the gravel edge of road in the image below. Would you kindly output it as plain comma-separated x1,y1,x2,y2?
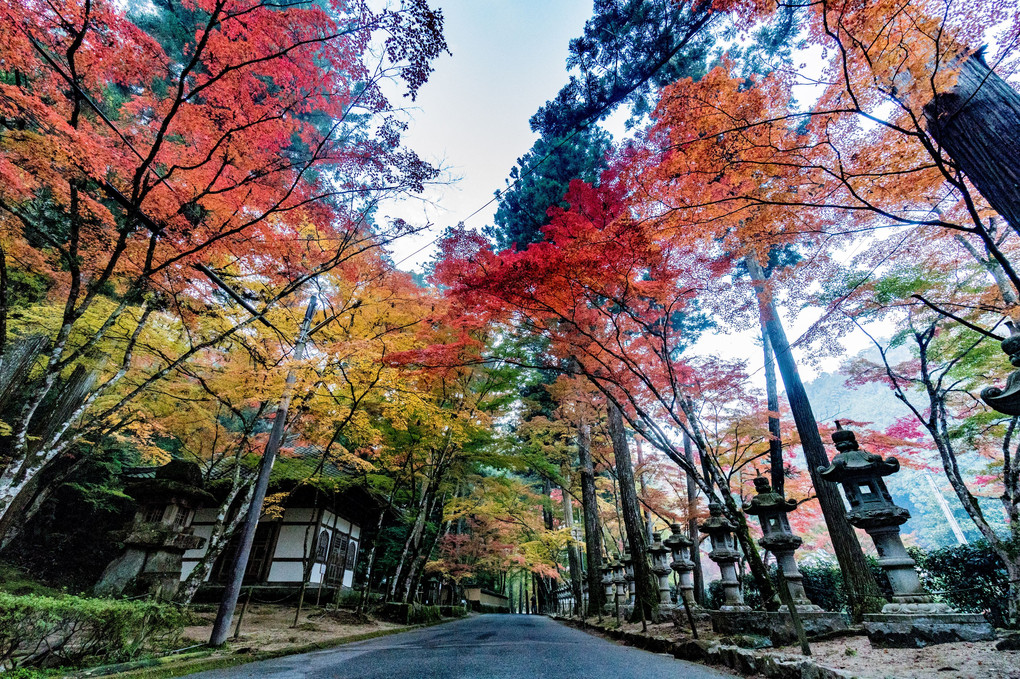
553,616,855,679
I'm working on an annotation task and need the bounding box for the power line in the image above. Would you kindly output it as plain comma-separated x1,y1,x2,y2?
391,118,604,269
391,80,636,269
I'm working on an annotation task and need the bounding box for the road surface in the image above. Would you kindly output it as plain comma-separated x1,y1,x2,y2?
191,614,737,679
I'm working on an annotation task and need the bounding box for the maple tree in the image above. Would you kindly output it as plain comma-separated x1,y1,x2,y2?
825,232,1020,625
429,177,784,615
575,0,1020,617
0,0,447,535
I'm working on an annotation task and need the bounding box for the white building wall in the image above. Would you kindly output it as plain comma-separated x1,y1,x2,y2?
178,505,362,586
274,524,311,559
268,560,305,583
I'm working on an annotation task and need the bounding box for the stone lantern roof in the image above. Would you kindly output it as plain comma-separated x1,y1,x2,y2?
743,477,796,516
743,477,803,553
123,459,215,507
663,522,692,550
818,425,899,482
981,322,1020,415
649,532,669,556
698,502,735,536
699,502,740,564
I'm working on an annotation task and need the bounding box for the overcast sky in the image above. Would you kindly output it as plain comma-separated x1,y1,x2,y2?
379,0,593,272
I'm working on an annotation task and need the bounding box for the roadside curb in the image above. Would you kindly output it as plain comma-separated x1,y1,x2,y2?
553,616,856,679
75,615,465,679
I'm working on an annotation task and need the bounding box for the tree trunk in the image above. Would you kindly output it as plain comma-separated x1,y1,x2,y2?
406,507,449,606
761,319,785,496
682,432,705,605
607,402,657,621
357,487,395,615
539,477,556,613
561,478,584,616
746,257,883,619
925,51,1020,240
393,486,437,603
577,418,605,615
389,481,430,600
293,506,325,626
635,438,655,541
209,299,316,646
176,481,254,605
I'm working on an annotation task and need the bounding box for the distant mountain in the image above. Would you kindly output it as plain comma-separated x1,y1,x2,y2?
796,345,995,550
803,344,909,431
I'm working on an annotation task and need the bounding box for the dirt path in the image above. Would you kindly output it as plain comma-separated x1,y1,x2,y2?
182,604,406,653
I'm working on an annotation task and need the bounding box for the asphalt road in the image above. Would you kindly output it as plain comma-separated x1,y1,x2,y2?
191,614,738,679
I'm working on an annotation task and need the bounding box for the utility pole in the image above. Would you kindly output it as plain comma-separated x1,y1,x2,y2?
924,472,967,545
210,297,318,646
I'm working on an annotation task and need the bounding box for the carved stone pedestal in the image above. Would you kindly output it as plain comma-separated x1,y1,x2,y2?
743,477,821,612
601,564,617,615
863,605,995,648
663,522,699,610
649,533,673,606
699,503,749,612
710,609,849,647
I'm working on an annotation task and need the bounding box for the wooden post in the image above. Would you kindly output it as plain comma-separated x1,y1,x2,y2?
233,586,253,640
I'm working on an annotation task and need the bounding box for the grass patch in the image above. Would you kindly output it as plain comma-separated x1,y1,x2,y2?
108,617,461,679
0,562,62,597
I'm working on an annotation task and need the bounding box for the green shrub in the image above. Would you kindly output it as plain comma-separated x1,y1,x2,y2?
0,593,186,671
799,561,846,613
911,540,1014,628
438,604,468,618
332,589,363,608
0,563,61,598
407,604,442,624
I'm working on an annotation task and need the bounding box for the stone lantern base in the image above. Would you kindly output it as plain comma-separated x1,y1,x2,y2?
709,609,848,646
863,608,995,648
619,602,709,625
663,603,712,627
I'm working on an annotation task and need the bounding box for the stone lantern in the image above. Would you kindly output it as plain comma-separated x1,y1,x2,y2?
601,562,617,613
819,426,928,606
743,476,820,611
621,551,636,607
96,460,213,599
820,425,994,646
663,522,697,609
981,321,1020,415
612,558,627,616
648,532,673,606
699,502,749,611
